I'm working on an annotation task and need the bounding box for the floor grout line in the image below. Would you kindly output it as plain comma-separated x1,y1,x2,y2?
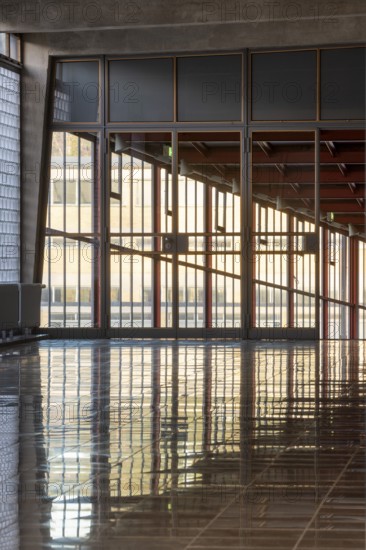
291,447,360,550
183,418,322,550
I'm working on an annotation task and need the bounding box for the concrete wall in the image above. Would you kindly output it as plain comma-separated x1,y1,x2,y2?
20,0,366,281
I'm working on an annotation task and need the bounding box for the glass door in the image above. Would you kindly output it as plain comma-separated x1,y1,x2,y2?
249,131,318,339
108,132,173,334
108,131,242,337
177,132,241,337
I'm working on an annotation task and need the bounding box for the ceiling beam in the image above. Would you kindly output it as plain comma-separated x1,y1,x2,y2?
335,215,366,225
256,185,366,200
321,130,366,142
253,131,315,142
253,150,365,164
252,167,365,184
310,202,365,213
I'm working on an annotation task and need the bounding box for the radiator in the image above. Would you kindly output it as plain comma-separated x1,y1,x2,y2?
18,284,44,328
0,283,44,330
0,284,19,330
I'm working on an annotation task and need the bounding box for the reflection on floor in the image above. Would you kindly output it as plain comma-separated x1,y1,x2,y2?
1,340,366,549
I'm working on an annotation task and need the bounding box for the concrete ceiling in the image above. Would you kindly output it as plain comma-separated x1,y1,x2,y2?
1,0,366,40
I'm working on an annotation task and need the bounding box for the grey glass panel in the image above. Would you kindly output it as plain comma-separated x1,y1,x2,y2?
177,55,242,121
0,34,7,56
53,61,99,123
321,48,365,120
109,58,173,122
251,51,317,121
9,34,19,61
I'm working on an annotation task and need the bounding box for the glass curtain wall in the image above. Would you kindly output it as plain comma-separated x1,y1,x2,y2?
41,49,366,338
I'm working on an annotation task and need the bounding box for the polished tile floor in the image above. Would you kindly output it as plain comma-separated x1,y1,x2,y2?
1,339,366,549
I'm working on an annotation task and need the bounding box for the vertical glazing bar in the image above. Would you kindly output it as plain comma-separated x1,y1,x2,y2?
165,172,168,326
232,251,235,327
231,193,235,327
77,137,81,326
315,129,320,339
130,155,133,324
92,137,101,328
333,233,336,334
154,166,161,328
141,160,145,327
350,237,359,339
206,184,212,329
341,235,346,337
214,188,218,232
323,228,329,339
309,229,311,326
251,201,256,330
362,246,364,338
241,53,248,338
223,193,227,232
265,208,268,326
302,223,305,326
185,177,188,327
362,246,365,338
280,213,283,325
223,237,227,328
288,214,297,327
172,132,179,334
194,178,198,327
63,133,66,326
215,250,218,327
119,154,122,326
242,129,249,338
47,162,52,326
